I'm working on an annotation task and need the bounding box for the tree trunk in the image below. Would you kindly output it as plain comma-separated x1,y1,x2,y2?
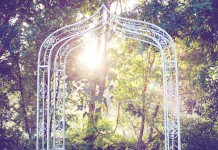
137,85,147,150
145,102,160,149
137,113,145,150
85,1,111,143
138,51,156,150
17,54,31,139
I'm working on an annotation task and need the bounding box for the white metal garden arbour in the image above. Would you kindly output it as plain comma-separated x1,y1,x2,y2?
36,4,181,150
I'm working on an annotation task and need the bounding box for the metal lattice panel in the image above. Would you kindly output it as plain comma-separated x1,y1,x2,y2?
36,4,181,150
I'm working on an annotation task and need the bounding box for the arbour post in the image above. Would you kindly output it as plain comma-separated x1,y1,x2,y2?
36,4,181,150
164,60,180,150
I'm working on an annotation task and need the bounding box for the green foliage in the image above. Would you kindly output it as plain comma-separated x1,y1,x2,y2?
181,118,218,150
66,117,136,150
0,0,218,149
0,127,34,150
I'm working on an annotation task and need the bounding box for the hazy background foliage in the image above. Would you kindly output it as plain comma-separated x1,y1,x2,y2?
0,0,217,149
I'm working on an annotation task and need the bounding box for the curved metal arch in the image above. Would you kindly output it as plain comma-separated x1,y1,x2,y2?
54,22,165,66
42,19,164,67
103,5,177,60
50,16,113,68
50,22,165,71
38,4,176,66
36,4,181,150
38,4,105,67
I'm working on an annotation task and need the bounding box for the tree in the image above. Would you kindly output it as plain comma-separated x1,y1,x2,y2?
108,38,164,149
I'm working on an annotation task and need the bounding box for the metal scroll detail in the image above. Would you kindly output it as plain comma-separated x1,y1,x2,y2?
36,4,181,150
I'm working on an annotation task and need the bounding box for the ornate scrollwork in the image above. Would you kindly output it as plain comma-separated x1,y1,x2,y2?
44,36,57,49
40,84,48,99
38,121,47,136
59,45,71,57
168,117,178,139
122,21,136,29
55,120,63,131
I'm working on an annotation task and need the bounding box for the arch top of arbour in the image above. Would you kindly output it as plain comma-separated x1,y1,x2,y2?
37,3,177,67
36,3,181,150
